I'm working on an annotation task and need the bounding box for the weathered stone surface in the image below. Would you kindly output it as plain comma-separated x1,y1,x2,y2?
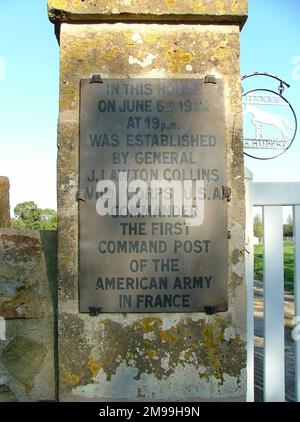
0,384,17,402
50,0,247,402
59,313,93,391
48,0,248,26
0,287,42,319
1,233,42,265
0,231,44,318
59,314,246,399
0,230,56,402
0,177,10,228
1,336,47,392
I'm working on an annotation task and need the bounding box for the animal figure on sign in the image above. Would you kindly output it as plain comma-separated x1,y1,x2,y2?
243,105,294,139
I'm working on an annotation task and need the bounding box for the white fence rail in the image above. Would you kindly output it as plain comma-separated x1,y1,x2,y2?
245,168,300,402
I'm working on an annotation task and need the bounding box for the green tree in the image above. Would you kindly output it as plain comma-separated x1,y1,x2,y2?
283,214,293,237
11,201,57,230
253,214,263,241
40,208,57,230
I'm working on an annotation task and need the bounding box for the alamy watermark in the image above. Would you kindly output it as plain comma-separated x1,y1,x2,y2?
292,56,300,81
95,172,205,227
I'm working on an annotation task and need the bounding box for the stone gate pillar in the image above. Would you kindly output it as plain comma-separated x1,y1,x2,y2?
48,0,248,401
0,177,10,228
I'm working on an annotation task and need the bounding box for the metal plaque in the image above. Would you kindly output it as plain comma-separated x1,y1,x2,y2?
79,78,228,313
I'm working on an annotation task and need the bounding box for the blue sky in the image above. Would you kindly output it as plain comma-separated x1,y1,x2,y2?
0,0,299,215
241,0,300,180
0,0,58,212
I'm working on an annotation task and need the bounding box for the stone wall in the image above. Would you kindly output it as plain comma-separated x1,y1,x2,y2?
0,230,56,402
48,0,248,401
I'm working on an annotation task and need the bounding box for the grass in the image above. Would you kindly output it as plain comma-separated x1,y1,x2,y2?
254,241,294,293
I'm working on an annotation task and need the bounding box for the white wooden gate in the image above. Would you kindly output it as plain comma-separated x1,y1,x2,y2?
245,168,300,402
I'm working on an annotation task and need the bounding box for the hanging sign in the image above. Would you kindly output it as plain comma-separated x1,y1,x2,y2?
242,73,297,160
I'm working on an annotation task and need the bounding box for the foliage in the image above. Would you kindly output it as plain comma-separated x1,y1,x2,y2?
283,214,293,237
253,214,263,240
11,201,57,230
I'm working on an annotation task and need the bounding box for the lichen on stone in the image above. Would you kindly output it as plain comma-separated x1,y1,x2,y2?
84,316,246,384
59,313,94,391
